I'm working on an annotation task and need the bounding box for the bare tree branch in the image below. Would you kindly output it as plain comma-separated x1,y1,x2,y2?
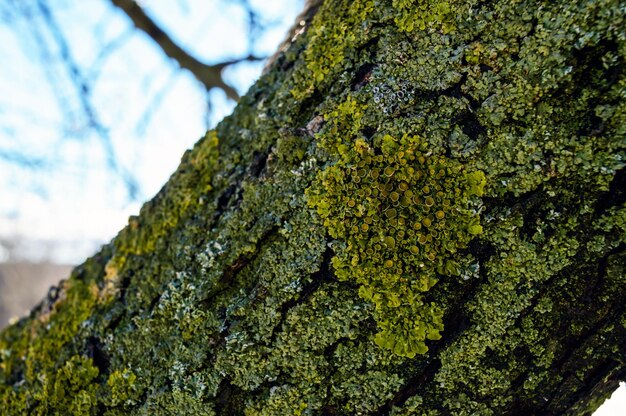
110,0,262,101
0,149,48,169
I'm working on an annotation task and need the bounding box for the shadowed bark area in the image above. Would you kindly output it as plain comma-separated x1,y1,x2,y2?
1,0,625,414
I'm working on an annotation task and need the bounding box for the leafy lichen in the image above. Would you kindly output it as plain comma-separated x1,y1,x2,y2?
291,0,374,100
0,276,101,415
307,95,485,357
390,0,455,33
106,130,220,285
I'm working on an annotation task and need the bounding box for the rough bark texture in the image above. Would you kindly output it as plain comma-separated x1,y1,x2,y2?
1,0,626,414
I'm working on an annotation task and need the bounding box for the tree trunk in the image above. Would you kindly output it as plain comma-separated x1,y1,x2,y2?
2,0,625,414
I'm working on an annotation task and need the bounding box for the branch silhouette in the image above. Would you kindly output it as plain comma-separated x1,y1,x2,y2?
111,0,262,101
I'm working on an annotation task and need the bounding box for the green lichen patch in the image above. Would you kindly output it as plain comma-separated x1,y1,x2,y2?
108,130,220,283
307,96,485,357
389,0,455,33
431,179,626,412
291,0,375,99
36,355,99,415
0,277,101,415
105,368,138,408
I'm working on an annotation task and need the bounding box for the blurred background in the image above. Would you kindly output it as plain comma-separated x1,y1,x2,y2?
0,1,623,413
0,0,302,325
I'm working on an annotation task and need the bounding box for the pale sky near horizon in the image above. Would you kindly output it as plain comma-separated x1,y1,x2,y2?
0,1,623,413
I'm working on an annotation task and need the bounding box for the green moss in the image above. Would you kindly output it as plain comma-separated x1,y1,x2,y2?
107,130,220,283
36,355,99,415
106,369,138,407
0,276,101,415
329,341,404,413
243,385,309,416
25,280,99,380
307,96,485,357
443,393,494,416
390,395,438,416
291,0,374,99
0,386,27,415
276,129,310,164
390,0,455,33
138,390,216,416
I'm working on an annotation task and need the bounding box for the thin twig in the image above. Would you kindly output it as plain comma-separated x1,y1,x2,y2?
110,0,262,101
35,0,139,199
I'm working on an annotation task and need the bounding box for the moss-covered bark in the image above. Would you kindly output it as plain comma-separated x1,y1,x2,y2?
2,0,626,414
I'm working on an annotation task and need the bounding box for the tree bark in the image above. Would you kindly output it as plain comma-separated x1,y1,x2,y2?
2,0,626,414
